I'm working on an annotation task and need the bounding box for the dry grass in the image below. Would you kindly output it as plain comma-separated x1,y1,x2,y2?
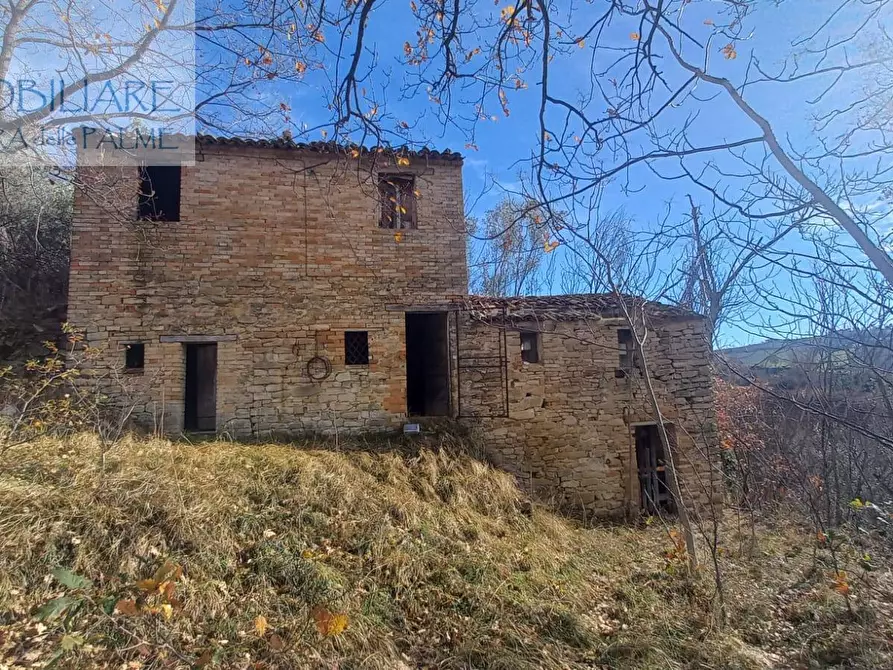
0,433,891,669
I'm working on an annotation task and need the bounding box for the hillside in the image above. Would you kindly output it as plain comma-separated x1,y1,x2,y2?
0,434,891,669
720,329,893,373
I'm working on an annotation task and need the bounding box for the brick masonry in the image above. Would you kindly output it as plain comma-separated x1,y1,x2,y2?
68,141,719,517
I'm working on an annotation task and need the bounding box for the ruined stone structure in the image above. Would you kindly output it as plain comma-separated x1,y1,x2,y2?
456,296,720,516
68,137,719,516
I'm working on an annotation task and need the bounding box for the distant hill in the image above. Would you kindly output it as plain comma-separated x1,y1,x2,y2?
720,329,893,373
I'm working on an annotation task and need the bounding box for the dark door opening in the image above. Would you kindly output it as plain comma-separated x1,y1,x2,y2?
635,424,675,514
184,343,217,432
406,312,450,416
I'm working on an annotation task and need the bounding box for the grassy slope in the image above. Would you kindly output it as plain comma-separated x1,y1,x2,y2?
0,434,890,669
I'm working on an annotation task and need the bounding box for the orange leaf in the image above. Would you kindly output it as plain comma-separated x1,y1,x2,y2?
831,571,850,595
255,615,268,637
115,599,140,616
311,606,349,636
630,32,640,41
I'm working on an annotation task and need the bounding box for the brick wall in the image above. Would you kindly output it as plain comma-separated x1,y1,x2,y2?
67,145,466,436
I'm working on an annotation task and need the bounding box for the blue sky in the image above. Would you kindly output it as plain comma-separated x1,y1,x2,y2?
15,0,880,347
203,0,893,345
7,0,888,347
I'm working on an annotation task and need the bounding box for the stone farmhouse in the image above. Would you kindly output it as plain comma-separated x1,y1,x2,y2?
68,136,719,517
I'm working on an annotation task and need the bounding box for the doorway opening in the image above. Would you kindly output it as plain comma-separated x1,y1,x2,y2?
634,424,675,514
405,312,450,416
184,343,217,432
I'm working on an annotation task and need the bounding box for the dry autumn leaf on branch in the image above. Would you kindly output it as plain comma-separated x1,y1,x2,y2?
721,43,737,60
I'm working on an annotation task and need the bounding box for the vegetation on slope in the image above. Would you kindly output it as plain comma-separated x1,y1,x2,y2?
0,434,891,669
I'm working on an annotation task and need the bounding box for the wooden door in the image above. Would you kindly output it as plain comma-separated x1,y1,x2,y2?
635,425,673,513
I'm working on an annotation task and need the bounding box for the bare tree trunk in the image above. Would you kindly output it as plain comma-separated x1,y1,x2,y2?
626,314,700,574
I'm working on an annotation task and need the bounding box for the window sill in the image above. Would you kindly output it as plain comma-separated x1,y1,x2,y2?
123,368,145,375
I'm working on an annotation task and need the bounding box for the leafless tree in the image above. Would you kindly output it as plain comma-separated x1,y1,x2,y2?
275,0,893,291
468,196,554,297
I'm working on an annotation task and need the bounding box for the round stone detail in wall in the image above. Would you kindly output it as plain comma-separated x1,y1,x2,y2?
307,355,332,381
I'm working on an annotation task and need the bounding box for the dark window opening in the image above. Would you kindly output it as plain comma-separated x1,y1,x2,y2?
345,331,370,365
379,175,417,229
138,165,181,221
616,328,636,378
520,331,540,363
406,312,450,416
184,343,217,432
635,424,675,514
124,343,145,371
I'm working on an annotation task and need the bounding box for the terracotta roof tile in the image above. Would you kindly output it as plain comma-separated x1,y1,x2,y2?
458,293,700,322
197,134,462,162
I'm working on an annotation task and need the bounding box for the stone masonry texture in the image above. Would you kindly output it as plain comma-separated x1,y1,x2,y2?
67,140,720,517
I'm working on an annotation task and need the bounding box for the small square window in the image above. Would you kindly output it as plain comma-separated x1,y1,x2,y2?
379,175,417,229
125,342,145,371
345,331,370,365
138,165,181,221
616,328,636,377
520,331,540,364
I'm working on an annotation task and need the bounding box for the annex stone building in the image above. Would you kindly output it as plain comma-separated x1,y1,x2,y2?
68,136,719,517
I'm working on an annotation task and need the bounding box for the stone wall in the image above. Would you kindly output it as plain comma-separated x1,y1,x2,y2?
456,314,720,518
67,145,466,436
68,143,720,518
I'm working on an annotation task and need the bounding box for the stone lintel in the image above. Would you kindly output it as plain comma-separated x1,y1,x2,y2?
159,334,238,343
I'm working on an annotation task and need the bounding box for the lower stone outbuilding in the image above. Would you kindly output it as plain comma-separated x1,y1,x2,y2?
454,295,720,518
